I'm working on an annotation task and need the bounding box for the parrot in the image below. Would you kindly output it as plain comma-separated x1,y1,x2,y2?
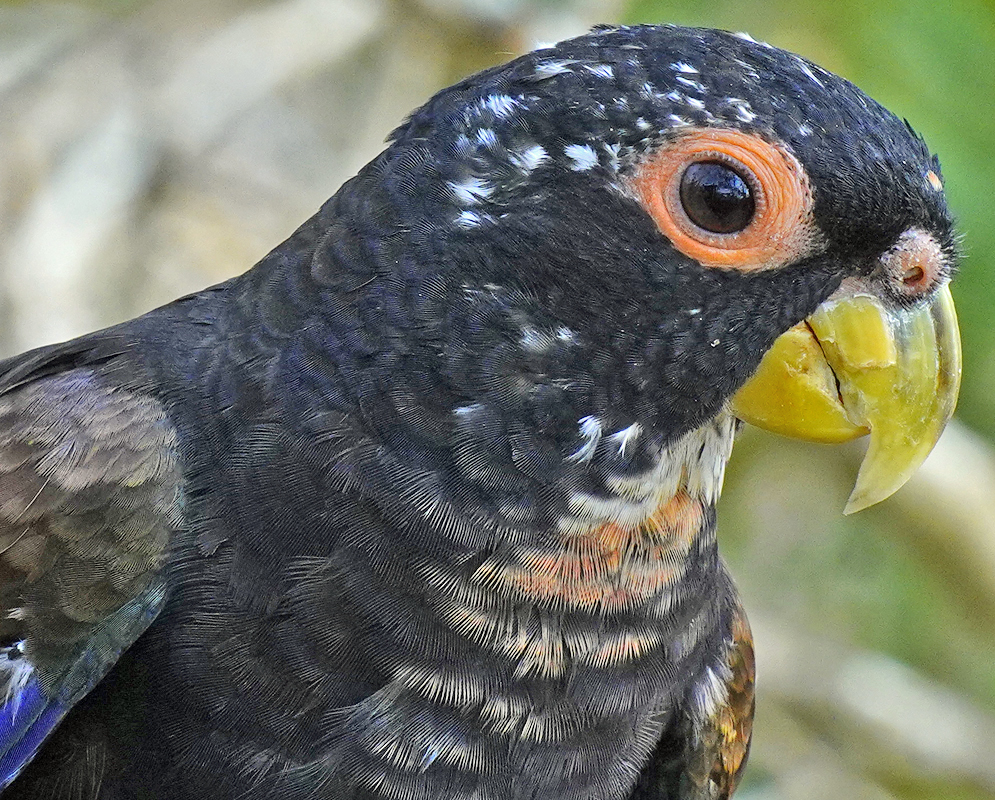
0,23,960,800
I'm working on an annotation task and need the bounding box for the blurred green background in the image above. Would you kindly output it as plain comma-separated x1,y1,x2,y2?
0,0,993,798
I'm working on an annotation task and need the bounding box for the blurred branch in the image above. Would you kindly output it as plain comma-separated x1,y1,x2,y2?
746,700,899,800
161,0,384,152
886,420,995,609
6,102,157,346
753,612,995,795
0,5,95,95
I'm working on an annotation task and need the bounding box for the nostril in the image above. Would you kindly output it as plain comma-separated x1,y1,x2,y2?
880,228,949,301
902,265,926,286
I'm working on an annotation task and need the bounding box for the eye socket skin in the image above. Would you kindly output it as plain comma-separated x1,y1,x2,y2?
627,129,823,271
679,160,756,234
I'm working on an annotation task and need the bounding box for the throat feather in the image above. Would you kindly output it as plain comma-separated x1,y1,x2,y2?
474,415,734,614
416,415,735,681
476,489,705,613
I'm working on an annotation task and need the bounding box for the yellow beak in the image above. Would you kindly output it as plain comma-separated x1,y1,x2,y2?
731,285,961,513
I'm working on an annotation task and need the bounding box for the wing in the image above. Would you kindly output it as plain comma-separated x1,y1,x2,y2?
680,601,755,799
0,344,182,789
630,577,756,800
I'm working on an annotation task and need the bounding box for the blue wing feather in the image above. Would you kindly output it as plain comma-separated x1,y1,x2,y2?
0,582,167,789
0,677,66,789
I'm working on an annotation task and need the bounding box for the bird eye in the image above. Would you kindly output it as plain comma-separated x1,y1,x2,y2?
679,161,755,234
626,128,819,272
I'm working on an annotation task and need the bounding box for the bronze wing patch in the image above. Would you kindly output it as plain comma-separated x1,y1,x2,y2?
628,589,755,800
681,599,756,799
0,365,182,790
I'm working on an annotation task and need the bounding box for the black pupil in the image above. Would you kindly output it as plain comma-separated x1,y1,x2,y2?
679,161,755,234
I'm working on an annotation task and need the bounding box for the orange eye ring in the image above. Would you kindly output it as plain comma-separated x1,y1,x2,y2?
627,129,820,271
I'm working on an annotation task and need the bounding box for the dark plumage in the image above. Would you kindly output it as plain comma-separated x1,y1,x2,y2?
0,24,956,800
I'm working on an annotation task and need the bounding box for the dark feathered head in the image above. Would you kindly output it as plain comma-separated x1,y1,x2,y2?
307,24,958,514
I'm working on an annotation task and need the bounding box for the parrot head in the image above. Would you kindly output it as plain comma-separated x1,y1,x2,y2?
322,24,958,517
